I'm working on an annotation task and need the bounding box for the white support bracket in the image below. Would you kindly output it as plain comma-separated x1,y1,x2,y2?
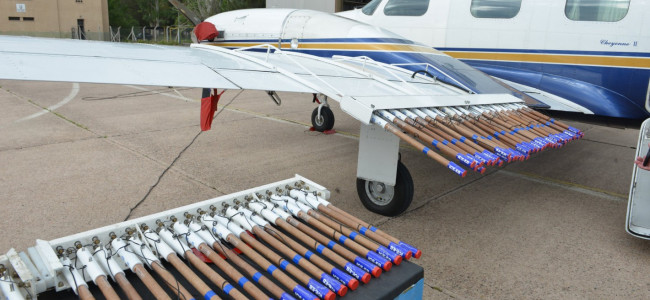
357,123,400,186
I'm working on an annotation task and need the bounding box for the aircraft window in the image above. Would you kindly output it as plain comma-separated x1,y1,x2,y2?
362,0,383,15
384,0,430,16
565,0,630,22
470,0,522,19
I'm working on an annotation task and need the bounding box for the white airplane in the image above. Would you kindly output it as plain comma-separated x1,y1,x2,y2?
0,8,582,217
340,0,650,120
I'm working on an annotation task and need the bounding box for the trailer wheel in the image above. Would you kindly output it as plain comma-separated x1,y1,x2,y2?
356,161,414,216
311,106,335,132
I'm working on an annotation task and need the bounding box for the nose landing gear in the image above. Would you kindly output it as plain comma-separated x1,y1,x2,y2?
311,93,335,132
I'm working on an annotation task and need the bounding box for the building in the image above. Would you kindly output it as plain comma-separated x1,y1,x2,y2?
266,0,371,13
0,0,109,40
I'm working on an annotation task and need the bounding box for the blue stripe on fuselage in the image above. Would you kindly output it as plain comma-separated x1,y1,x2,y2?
466,60,649,118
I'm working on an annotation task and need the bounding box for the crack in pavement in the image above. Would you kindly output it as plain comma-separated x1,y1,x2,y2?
0,135,102,152
498,169,627,201
2,85,230,211
424,281,464,299
580,138,637,149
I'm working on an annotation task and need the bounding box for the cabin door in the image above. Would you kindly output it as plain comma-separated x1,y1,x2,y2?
626,118,650,238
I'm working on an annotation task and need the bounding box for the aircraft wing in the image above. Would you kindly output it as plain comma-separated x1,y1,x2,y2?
0,36,522,124
0,36,312,92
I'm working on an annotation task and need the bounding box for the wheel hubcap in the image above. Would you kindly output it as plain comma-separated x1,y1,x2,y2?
314,114,325,126
365,181,395,206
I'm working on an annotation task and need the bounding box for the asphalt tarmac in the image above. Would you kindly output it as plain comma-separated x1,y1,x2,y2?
1,80,648,299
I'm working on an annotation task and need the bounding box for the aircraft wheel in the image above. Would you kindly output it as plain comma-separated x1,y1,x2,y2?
311,106,335,132
356,161,414,216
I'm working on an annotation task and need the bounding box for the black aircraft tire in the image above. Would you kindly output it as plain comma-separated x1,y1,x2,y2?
356,161,414,216
311,106,335,132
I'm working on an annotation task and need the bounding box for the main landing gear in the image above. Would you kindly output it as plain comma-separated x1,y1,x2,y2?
310,93,335,132
356,159,414,217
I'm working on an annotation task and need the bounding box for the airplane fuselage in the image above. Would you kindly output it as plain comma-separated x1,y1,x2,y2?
340,0,650,119
204,9,544,107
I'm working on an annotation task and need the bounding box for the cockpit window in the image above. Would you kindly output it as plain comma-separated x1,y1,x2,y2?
470,0,522,19
362,0,383,15
384,0,430,16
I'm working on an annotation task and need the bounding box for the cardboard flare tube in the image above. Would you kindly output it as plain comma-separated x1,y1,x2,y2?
77,285,96,300
207,241,286,299
197,244,270,300
225,234,301,294
306,210,402,265
150,262,193,300
95,275,120,300
325,204,422,259
114,272,142,300
167,254,223,300
296,211,392,271
251,226,348,297
264,223,363,288
285,216,382,277
132,264,170,300
317,205,402,256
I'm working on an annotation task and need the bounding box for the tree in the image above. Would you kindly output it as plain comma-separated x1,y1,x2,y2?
180,0,265,22
137,0,177,27
108,0,138,27
108,0,265,27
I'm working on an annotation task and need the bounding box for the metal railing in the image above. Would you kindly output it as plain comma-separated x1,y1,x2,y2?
110,25,194,44
0,25,194,45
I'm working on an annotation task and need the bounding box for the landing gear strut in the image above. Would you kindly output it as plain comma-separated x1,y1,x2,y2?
356,160,414,216
311,94,335,132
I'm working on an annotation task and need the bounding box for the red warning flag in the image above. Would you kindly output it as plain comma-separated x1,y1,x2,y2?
200,89,225,131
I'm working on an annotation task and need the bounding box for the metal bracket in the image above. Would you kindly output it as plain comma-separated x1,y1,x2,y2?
357,123,400,186
266,91,282,106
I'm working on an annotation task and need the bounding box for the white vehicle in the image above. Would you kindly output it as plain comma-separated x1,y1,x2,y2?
341,0,650,119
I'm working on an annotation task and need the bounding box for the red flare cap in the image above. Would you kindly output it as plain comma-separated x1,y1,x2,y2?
337,285,348,297
470,160,476,168
382,261,392,271
361,272,371,284
393,255,403,265
195,22,219,41
413,249,422,259
461,170,467,178
478,167,486,174
348,279,359,290
498,160,505,167
323,291,336,300
371,266,382,278
405,250,413,260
